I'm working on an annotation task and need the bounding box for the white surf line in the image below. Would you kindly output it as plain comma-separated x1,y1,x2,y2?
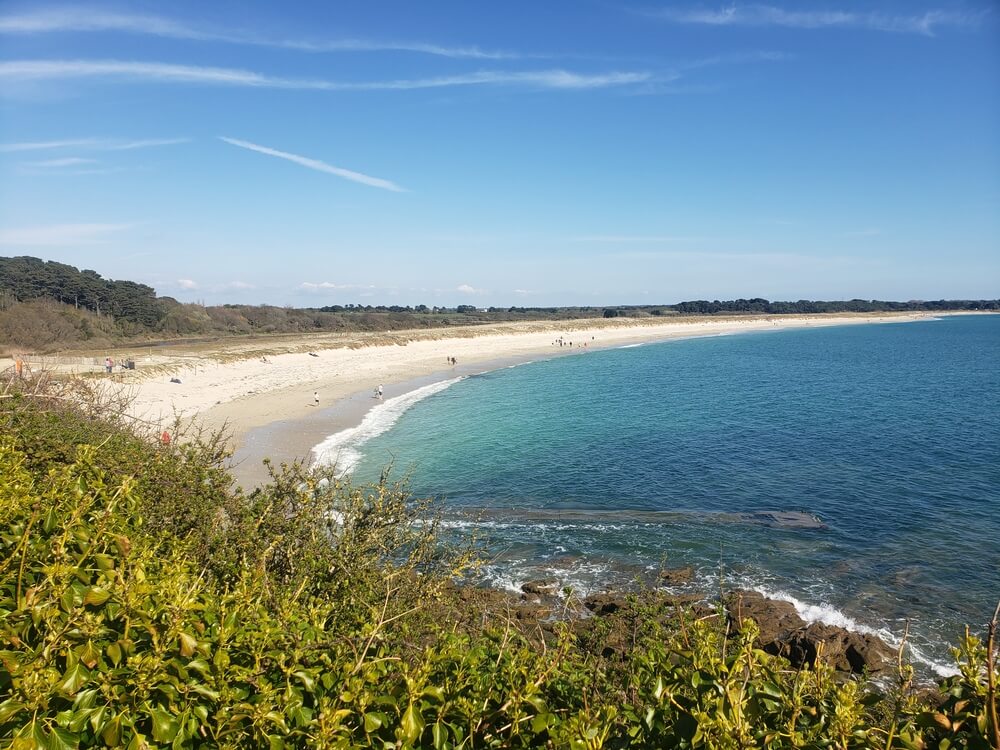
312,376,464,477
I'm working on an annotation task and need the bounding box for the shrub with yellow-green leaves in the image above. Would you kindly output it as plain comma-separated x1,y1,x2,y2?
1,380,998,748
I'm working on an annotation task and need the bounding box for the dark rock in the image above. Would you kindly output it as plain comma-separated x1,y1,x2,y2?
724,590,805,645
658,566,695,585
521,578,559,595
724,590,893,674
584,592,626,616
776,623,894,674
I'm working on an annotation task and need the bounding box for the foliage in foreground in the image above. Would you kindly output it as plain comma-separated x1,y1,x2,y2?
1,382,998,748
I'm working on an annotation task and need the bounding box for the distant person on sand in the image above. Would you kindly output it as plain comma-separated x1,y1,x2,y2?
313,391,319,406
105,357,113,374
376,384,384,399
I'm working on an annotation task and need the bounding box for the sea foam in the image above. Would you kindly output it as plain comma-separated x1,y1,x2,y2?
312,377,464,476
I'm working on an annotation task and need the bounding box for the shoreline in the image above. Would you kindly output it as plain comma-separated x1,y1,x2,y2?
107,311,942,488
47,311,950,487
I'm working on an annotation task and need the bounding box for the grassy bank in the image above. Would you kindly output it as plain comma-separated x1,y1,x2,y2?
1,376,997,748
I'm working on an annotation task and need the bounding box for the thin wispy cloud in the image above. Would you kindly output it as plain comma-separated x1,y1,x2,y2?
653,5,987,36
0,60,651,92
0,7,524,60
176,278,199,290
0,137,188,152
570,235,707,243
0,223,130,246
456,283,486,294
110,138,191,150
220,137,405,192
676,50,789,70
24,156,97,167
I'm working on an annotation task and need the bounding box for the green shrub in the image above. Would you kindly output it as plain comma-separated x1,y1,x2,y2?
1,380,997,748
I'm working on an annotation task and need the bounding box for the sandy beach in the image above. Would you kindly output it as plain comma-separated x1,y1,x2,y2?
29,312,938,487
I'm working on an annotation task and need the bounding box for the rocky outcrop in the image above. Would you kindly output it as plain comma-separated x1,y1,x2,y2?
584,592,626,616
775,623,894,674
725,590,893,674
724,590,806,645
658,566,695,585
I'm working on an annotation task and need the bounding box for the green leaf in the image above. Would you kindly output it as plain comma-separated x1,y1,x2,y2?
421,685,445,702
189,684,220,701
531,713,554,733
72,689,98,711
432,721,446,749
524,694,547,713
82,587,110,607
149,707,180,743
57,664,91,697
0,699,25,724
178,633,197,658
101,716,122,747
77,641,100,669
106,642,122,666
45,726,77,750
364,712,384,733
758,681,783,698
400,703,424,745
292,670,315,692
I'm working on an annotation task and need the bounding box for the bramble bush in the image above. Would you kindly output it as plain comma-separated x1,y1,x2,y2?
1,377,997,748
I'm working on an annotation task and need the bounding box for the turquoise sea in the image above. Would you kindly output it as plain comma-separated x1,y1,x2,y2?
314,315,1000,676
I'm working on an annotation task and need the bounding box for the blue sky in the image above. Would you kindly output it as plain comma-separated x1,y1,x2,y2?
0,1,997,306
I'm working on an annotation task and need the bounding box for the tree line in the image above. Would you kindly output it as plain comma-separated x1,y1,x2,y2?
1,255,996,352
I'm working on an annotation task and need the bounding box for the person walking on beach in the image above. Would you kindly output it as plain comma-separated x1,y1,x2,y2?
105,357,114,374
313,391,319,406
377,384,384,399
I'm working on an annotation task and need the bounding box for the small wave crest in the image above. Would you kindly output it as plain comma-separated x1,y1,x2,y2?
480,559,613,598
312,377,464,476
618,343,644,349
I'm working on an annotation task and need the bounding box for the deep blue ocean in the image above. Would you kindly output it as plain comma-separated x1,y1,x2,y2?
314,315,1000,675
